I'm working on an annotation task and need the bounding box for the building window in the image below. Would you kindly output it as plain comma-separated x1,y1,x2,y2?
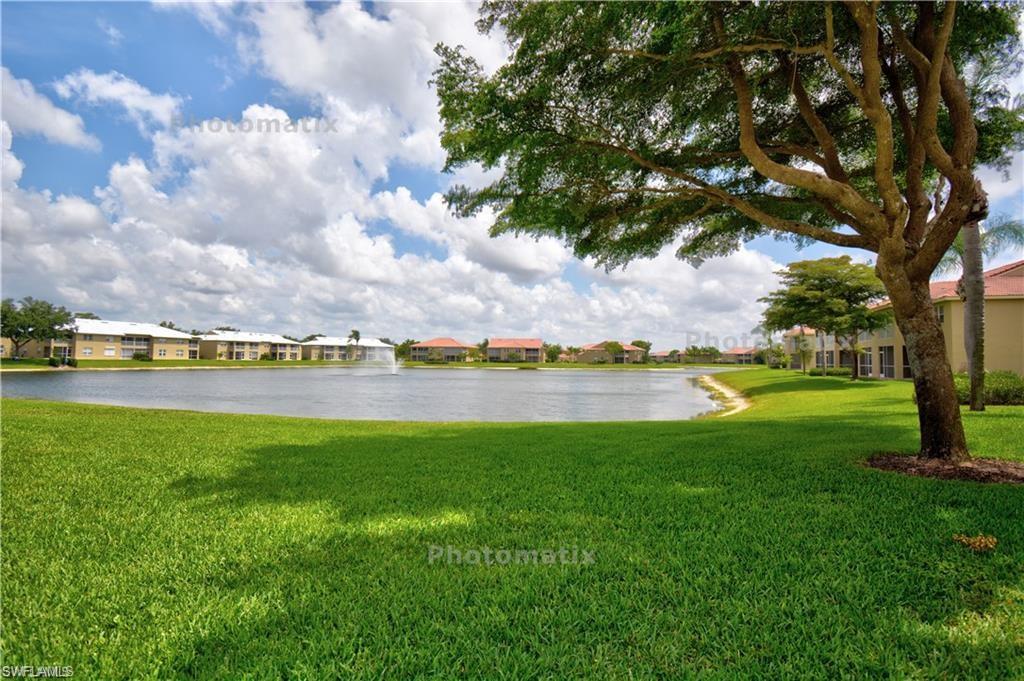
880,346,895,378
104,347,116,357
858,350,872,376
176,349,184,357
105,336,114,343
901,347,913,379
249,351,258,360
934,304,945,323
158,349,167,357
82,347,93,357
82,334,93,341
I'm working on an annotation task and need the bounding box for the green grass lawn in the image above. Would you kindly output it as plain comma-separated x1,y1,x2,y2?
2,369,1022,678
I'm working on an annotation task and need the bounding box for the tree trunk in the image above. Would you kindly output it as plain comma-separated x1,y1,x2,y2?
882,270,969,461
961,219,985,411
849,336,859,381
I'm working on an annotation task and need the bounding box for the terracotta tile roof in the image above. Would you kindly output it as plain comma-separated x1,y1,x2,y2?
874,259,1024,308
488,338,543,350
582,341,644,352
411,337,474,349
722,346,757,355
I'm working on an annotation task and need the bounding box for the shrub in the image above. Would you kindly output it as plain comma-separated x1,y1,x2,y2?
132,352,152,361
48,356,60,367
953,371,1024,405
259,353,273,361
807,367,853,377
66,358,78,368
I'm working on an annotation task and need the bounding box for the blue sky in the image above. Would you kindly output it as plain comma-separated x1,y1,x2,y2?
2,2,1022,348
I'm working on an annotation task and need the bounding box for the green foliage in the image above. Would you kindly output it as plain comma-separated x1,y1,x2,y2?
395,339,419,360
132,352,152,362
1,297,74,355
3,371,1022,677
757,343,788,369
348,329,361,344
74,312,100,320
259,353,273,361
426,348,444,363
685,345,721,361
47,356,60,367
65,358,77,368
954,371,1024,405
760,257,891,348
543,343,563,363
630,339,652,362
434,2,1023,268
602,341,625,358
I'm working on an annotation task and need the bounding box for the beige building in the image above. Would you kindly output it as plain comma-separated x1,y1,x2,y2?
721,346,757,364
301,336,394,361
410,338,474,362
5,318,199,360
487,338,544,362
198,331,300,360
578,341,645,364
784,259,1024,378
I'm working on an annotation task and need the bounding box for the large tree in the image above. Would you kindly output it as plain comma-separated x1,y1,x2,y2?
1,297,74,358
760,257,892,380
436,1,1023,460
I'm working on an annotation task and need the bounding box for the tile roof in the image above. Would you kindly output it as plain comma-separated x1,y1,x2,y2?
582,341,644,352
722,346,757,355
411,337,474,349
488,337,543,349
875,258,1024,308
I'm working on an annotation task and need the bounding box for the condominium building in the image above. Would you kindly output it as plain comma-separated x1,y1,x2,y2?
487,338,544,362
410,338,474,362
198,331,300,360
301,336,395,360
7,318,198,360
784,259,1024,378
721,346,757,364
577,341,645,364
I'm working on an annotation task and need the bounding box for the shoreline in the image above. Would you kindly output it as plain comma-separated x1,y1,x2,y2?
1,363,740,374
699,374,751,417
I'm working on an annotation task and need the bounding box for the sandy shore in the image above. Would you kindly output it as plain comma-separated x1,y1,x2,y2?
699,375,751,417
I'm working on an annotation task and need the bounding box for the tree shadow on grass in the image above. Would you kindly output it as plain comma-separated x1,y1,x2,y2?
739,375,891,398
153,412,1024,676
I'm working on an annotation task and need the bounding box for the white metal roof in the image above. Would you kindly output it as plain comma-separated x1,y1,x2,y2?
73,318,194,340
301,336,394,348
199,331,299,344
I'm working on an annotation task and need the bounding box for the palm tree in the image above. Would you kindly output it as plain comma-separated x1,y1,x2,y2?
937,215,1024,411
347,329,361,361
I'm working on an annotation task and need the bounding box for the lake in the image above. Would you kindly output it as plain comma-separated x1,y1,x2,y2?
0,367,724,422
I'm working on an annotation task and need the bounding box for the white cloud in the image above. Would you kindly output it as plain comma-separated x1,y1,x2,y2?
97,19,124,47
1,5,786,349
1,67,100,150
54,69,183,132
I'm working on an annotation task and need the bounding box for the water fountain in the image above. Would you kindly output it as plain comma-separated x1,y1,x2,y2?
349,337,399,375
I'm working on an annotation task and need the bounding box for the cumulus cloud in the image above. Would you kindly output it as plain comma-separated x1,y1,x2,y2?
1,4,787,349
1,67,100,150
54,69,183,133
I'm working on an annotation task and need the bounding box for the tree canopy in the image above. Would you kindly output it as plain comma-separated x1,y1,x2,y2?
435,0,1023,459
760,256,892,378
437,1,1022,271
1,297,74,356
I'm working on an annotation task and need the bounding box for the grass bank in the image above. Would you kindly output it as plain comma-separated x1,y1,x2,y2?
2,369,1022,678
